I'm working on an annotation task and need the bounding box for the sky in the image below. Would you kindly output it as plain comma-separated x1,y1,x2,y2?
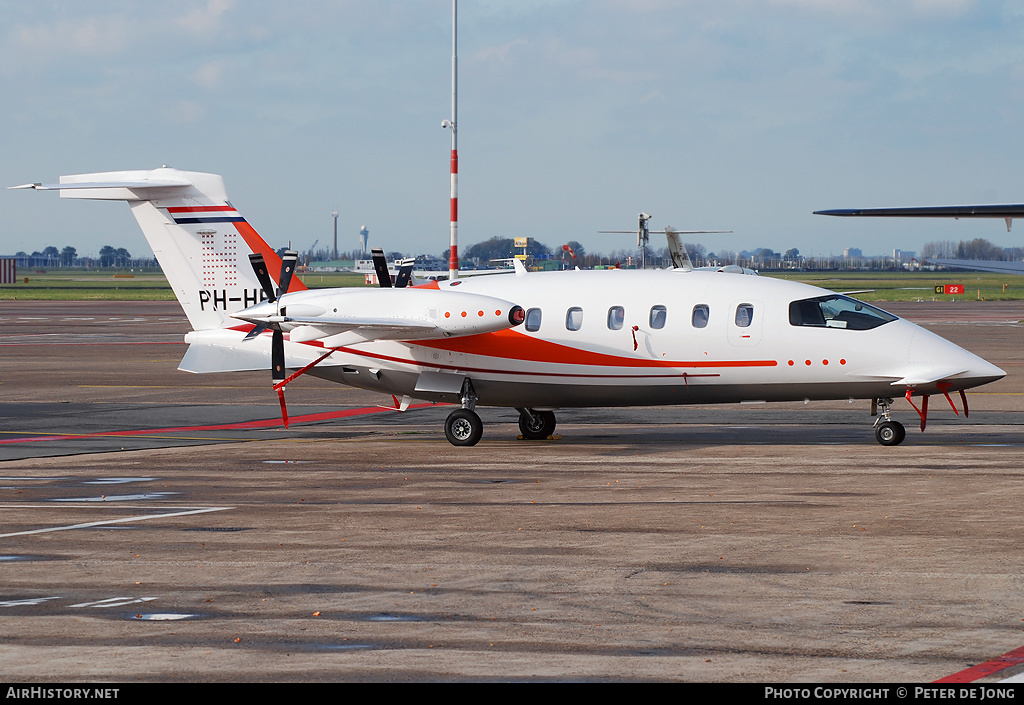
3,0,1024,261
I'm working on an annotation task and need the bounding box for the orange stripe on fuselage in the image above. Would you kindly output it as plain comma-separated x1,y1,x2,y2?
234,221,308,292
411,329,776,369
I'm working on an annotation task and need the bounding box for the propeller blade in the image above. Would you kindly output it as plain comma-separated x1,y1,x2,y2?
371,247,392,288
394,258,415,288
276,250,298,298
272,329,286,381
243,322,270,341
248,253,277,303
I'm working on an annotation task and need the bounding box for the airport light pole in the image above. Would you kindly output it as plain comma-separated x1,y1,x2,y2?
443,0,459,280
332,209,338,261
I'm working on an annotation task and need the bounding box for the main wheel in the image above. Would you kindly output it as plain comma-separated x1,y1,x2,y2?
445,408,483,447
518,409,556,440
874,420,906,446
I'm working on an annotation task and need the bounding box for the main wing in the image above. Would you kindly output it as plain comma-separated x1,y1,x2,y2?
814,204,1024,233
928,259,1024,275
815,202,1024,274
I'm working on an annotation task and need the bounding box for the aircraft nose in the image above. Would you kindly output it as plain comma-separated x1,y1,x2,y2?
940,337,1005,389
964,354,1005,387
905,324,1005,391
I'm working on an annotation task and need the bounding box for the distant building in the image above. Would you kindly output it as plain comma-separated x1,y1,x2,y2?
844,247,863,258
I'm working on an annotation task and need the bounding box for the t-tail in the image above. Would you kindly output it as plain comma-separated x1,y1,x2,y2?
10,167,305,331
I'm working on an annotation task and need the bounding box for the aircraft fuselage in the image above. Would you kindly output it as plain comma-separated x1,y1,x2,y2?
286,269,1002,410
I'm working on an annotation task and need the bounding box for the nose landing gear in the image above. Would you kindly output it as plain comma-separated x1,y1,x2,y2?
872,397,906,446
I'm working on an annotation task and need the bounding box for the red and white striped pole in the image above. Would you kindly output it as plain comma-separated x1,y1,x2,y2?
447,0,459,280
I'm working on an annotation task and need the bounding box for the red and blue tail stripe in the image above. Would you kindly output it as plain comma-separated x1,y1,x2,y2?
168,205,245,225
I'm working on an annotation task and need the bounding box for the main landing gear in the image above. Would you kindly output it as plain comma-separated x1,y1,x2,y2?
872,397,906,446
445,408,483,446
441,380,560,447
444,378,483,447
517,408,557,440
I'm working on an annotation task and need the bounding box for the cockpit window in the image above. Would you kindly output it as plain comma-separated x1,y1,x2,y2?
789,295,897,331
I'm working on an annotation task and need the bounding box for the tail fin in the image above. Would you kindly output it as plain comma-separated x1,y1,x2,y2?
13,167,306,330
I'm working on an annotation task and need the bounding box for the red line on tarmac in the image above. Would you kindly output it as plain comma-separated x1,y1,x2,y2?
0,403,437,446
0,342,182,347
935,645,1024,682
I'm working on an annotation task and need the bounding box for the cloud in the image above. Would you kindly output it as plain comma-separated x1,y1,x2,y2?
175,0,237,34
769,0,977,18
473,39,529,64
10,18,131,57
167,100,206,124
195,61,225,91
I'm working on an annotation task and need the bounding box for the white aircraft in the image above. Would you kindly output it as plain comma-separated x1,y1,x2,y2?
12,167,1006,446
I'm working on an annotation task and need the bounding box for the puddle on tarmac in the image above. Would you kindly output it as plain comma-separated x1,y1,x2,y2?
366,613,426,622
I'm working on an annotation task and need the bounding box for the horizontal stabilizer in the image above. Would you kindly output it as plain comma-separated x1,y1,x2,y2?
9,179,191,191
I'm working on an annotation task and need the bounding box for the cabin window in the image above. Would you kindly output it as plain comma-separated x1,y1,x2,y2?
692,304,709,329
735,304,754,328
525,307,543,332
649,305,667,330
566,307,584,331
789,295,897,330
607,306,625,330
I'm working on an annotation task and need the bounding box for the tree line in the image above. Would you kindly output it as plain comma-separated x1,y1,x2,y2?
921,238,1024,261
10,245,157,269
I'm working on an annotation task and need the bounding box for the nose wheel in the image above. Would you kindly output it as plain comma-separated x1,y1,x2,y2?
874,419,906,446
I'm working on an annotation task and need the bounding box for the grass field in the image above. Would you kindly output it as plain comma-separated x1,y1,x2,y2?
768,270,1024,302
1,268,1021,302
